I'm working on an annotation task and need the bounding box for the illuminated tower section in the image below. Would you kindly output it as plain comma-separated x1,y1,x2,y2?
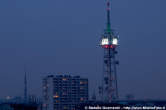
100,0,119,102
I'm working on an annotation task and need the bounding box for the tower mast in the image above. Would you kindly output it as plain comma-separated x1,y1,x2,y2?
24,66,28,102
106,0,111,33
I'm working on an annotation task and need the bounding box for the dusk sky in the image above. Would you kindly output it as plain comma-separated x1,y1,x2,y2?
0,0,166,100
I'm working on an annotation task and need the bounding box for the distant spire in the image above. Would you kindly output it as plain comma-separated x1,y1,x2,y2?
106,0,111,33
24,65,28,102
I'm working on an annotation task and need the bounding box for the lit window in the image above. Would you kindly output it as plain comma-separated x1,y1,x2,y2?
53,95,59,98
80,81,87,84
80,97,84,101
62,78,67,81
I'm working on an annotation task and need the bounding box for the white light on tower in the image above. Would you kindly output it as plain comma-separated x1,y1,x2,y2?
112,38,118,45
101,38,109,45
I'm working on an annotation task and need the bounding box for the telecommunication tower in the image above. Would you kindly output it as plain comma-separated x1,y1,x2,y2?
24,66,28,102
99,0,119,102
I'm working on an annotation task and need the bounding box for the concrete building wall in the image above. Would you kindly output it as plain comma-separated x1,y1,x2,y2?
43,75,88,110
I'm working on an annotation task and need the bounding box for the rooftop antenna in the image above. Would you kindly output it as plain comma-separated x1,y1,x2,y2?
106,0,111,33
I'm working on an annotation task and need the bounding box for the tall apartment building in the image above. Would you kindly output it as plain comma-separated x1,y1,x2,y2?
43,75,88,110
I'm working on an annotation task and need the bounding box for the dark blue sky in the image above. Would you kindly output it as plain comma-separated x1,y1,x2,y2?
0,0,166,100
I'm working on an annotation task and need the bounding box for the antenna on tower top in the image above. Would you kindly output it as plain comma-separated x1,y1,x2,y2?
106,0,111,33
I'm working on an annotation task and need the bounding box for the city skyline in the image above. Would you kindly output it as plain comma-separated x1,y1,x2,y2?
0,0,166,100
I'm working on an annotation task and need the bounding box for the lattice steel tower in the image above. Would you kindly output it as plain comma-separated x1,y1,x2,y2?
24,66,28,102
99,0,119,102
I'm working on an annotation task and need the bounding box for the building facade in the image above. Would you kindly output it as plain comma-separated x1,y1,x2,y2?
0,103,39,110
43,75,88,110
